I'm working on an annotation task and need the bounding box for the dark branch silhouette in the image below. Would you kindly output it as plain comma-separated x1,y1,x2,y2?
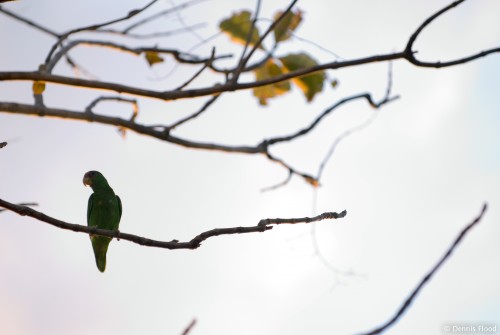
0,0,497,102
357,203,488,335
180,319,197,335
0,198,346,250
0,88,394,186
0,202,37,213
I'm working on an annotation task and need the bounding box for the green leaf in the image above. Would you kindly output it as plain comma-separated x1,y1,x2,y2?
252,59,290,105
219,11,262,49
273,9,302,43
144,51,164,66
279,53,325,102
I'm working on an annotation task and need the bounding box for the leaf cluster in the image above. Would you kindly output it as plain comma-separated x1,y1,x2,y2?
220,9,327,105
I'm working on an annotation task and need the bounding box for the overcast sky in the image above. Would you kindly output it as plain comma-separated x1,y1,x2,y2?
1,1,499,335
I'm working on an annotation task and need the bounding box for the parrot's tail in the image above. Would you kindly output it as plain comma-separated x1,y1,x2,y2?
91,236,111,273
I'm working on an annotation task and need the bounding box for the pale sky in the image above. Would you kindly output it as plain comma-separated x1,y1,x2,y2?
0,1,499,335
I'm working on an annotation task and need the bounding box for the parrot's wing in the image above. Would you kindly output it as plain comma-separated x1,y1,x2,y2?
117,195,122,221
87,193,95,226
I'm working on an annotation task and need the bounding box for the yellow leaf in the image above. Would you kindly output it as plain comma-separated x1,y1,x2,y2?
219,11,262,49
273,9,303,43
144,51,164,66
279,53,325,102
32,81,46,95
252,59,290,105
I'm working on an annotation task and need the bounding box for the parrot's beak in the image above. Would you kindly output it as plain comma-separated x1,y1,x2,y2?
83,175,92,187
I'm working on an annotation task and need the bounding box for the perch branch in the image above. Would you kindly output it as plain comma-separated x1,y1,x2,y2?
0,202,37,213
0,198,346,250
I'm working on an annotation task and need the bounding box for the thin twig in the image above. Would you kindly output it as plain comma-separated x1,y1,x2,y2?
263,92,398,147
260,170,292,192
45,39,230,73
0,6,60,37
168,94,220,129
174,47,216,91
44,0,160,65
404,0,500,67
317,111,379,181
85,96,138,113
357,203,488,335
102,23,207,39
181,319,197,335
229,0,262,84
316,62,395,181
0,198,346,250
122,0,208,34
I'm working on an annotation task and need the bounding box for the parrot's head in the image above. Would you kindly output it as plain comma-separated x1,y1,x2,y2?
83,171,109,190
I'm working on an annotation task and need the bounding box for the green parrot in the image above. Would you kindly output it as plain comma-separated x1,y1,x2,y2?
83,171,122,272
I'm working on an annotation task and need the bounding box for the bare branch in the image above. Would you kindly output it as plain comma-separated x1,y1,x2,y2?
358,203,488,335
404,0,500,67
265,151,319,187
168,94,220,129
44,0,160,64
0,88,394,185
0,197,346,250
0,202,37,213
0,102,260,153
121,0,209,34
85,96,138,114
0,6,60,37
317,111,379,181
316,62,395,181
45,39,230,73
103,23,207,40
263,92,398,147
260,170,292,192
0,0,497,100
229,0,263,84
174,48,217,91
181,319,197,335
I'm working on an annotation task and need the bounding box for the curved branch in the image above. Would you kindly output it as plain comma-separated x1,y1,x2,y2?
404,0,500,67
46,39,231,73
0,88,393,186
0,202,37,213
358,203,488,335
0,198,346,250
264,93,398,147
